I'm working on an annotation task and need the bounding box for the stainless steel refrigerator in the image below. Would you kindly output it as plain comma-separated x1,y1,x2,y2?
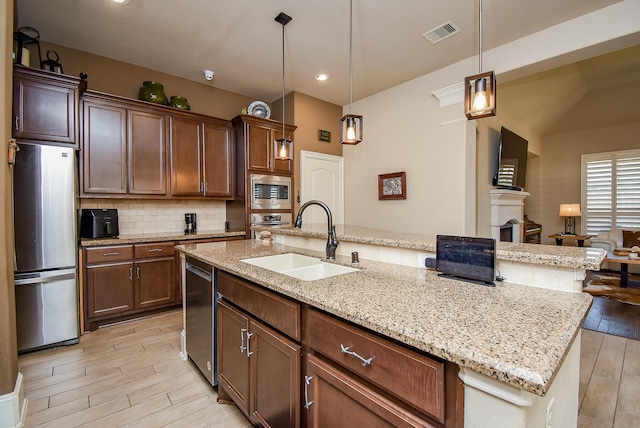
13,142,79,352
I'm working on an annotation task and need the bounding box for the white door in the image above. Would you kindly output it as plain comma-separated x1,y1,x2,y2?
300,151,344,225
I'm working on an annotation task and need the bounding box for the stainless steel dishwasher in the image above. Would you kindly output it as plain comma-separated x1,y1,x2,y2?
185,257,216,386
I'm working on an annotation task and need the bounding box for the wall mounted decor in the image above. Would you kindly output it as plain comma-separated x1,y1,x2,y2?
378,171,406,200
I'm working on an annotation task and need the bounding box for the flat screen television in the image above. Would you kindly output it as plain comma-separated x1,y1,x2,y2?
492,126,528,191
436,235,496,286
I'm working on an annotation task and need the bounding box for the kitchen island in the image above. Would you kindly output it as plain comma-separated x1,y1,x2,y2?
177,225,601,428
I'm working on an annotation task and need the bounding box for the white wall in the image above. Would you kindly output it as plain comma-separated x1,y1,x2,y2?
343,0,640,236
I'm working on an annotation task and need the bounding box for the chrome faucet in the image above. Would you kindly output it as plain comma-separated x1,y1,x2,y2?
294,200,339,260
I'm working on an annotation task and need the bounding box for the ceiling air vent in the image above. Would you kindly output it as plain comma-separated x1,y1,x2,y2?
422,21,460,44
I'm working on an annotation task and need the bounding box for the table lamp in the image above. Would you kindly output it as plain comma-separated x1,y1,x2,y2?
559,203,581,235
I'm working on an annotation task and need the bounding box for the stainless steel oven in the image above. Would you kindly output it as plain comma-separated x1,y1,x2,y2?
250,212,293,227
250,174,291,210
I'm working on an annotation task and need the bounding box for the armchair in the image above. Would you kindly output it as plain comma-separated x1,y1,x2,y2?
591,228,640,273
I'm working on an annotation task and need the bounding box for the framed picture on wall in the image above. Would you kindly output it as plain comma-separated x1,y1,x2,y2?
378,171,406,200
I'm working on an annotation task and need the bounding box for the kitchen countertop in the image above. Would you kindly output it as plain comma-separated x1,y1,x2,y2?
176,239,593,397
80,229,246,247
254,224,607,270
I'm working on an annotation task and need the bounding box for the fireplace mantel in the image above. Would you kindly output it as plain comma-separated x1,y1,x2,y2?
490,189,530,242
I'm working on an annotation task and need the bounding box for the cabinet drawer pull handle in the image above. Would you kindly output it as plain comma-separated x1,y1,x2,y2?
129,267,133,280
304,375,314,409
136,266,140,280
103,252,119,256
246,332,254,357
148,248,163,253
240,328,247,353
340,344,374,366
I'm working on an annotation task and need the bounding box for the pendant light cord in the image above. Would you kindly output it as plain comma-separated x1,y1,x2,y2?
349,0,353,115
281,20,286,137
478,0,483,74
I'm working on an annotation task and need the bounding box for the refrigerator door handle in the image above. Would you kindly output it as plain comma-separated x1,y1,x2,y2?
14,269,76,285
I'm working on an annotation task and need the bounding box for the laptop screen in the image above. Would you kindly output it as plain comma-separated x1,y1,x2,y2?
436,235,496,286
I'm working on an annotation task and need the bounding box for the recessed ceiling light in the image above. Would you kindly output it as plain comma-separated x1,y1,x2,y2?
315,74,329,81
111,0,129,4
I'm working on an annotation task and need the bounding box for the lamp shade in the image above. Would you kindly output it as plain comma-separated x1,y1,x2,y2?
559,204,581,217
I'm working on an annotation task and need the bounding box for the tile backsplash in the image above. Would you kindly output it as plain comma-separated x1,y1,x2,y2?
80,199,227,235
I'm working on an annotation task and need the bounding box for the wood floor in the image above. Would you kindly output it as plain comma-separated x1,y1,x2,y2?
18,310,251,428
18,309,639,428
583,296,640,340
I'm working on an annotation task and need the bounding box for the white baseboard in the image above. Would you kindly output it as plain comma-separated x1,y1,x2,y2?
0,372,27,428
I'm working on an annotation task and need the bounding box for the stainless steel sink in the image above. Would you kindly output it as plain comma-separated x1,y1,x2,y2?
241,253,358,281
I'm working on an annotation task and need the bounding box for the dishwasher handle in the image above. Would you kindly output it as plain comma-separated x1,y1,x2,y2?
186,262,212,282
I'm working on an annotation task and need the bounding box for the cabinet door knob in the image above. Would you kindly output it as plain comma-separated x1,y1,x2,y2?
136,266,141,280
15,116,20,131
129,267,133,280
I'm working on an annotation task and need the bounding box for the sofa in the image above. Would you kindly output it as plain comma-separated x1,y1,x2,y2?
591,228,640,273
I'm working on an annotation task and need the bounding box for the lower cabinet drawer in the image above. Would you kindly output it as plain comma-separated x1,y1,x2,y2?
134,242,175,259
85,245,133,264
217,271,301,341
305,354,436,428
307,309,445,422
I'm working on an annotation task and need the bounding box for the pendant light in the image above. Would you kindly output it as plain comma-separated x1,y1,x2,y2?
340,0,363,145
464,0,496,120
274,12,293,161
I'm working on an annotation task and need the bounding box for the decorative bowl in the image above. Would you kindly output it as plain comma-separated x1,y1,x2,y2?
169,95,190,110
138,81,168,105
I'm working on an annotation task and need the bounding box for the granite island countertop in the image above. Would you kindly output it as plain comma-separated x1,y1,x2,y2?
254,224,606,270
80,229,246,247
176,239,593,397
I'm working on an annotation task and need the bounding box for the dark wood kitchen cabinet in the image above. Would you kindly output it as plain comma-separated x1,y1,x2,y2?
83,242,177,331
133,242,175,309
213,269,463,428
84,245,135,320
217,271,301,427
12,65,78,146
169,114,233,198
81,93,167,196
304,308,461,428
232,115,296,175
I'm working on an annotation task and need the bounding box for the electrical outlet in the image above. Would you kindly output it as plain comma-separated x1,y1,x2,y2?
546,397,555,428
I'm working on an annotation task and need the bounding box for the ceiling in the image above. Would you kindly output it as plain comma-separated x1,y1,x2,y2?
16,0,625,108
499,43,640,136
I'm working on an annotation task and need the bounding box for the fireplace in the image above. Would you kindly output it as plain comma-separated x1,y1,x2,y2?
490,190,530,242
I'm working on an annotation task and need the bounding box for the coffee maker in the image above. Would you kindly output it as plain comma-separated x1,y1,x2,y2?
184,213,197,234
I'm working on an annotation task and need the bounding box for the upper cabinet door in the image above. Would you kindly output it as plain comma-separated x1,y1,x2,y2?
82,99,127,194
170,116,203,196
247,123,272,173
129,110,167,195
203,120,233,198
13,67,78,145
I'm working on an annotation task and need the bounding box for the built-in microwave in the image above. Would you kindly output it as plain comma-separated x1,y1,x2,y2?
250,174,292,210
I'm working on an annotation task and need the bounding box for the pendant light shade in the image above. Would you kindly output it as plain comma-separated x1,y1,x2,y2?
274,12,293,160
341,0,363,145
464,0,496,120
